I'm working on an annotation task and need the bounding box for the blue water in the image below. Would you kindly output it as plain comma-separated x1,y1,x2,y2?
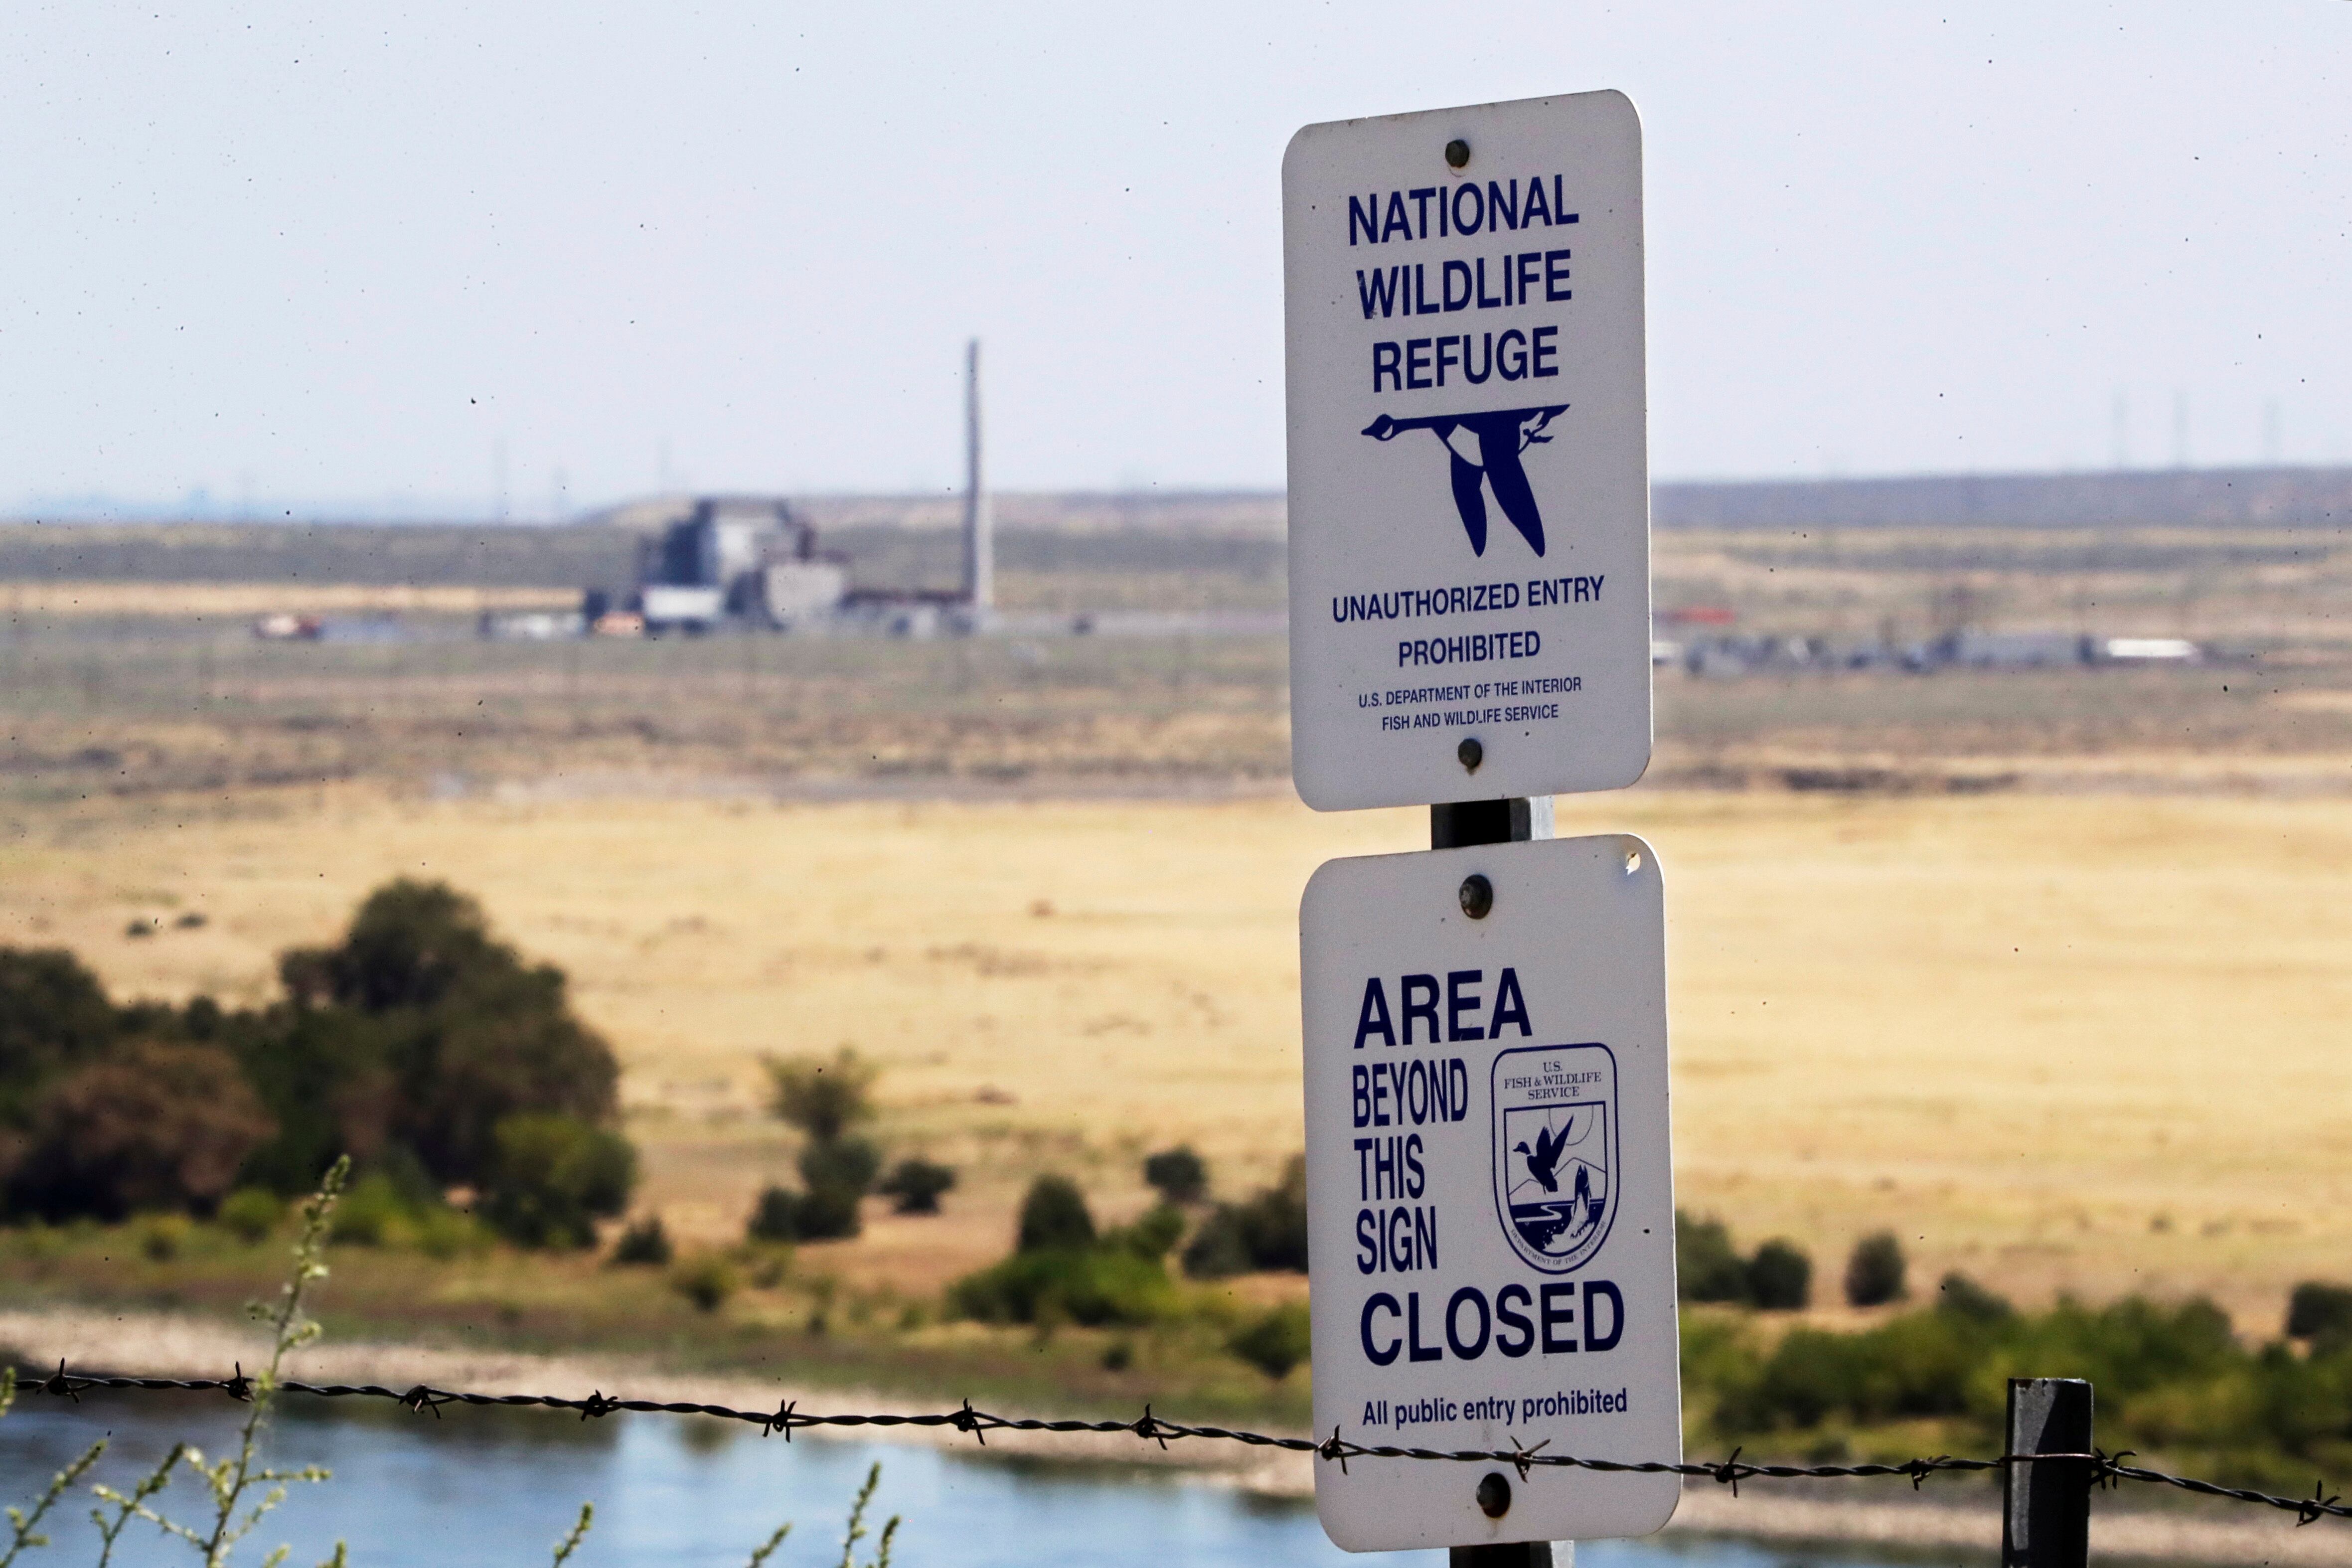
0,1392,1967,1567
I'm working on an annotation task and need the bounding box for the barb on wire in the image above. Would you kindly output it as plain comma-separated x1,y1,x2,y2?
18,1365,2350,1526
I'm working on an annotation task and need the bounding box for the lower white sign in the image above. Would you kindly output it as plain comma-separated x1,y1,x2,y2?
1300,833,1680,1552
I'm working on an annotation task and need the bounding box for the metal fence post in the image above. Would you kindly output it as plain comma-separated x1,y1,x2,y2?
1451,1544,1566,1568
2004,1377,2093,1568
1430,795,1554,849
1434,795,1556,1568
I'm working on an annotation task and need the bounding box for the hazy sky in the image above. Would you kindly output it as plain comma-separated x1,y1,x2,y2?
6,2,2348,515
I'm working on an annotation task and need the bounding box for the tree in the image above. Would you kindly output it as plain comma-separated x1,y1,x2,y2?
279,879,622,1187
6,1042,275,1220
227,1003,394,1195
1676,1212,1752,1305
1241,1156,1310,1271
876,1158,956,1215
1180,1155,1307,1278
756,1048,884,1242
281,879,509,1013
1142,1146,1208,1205
800,1135,882,1195
611,1216,673,1266
1747,1239,1813,1310
477,1112,637,1250
1017,1175,1096,1253
748,1184,799,1243
0,947,119,1125
1844,1231,1908,1307
2287,1281,2352,1347
763,1049,877,1142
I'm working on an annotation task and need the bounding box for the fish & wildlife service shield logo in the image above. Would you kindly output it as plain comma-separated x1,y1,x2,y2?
1490,1043,1618,1273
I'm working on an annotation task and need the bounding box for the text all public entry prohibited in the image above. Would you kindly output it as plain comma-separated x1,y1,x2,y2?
1298,832,1680,1551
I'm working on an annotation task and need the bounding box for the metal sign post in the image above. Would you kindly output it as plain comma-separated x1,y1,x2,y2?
1285,90,1672,1558
2004,1379,2094,1568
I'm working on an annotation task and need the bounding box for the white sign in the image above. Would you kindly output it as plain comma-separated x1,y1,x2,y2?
1283,91,1651,811
1299,833,1679,1552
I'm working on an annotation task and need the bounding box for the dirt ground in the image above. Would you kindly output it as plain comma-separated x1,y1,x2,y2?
5,784,2346,1330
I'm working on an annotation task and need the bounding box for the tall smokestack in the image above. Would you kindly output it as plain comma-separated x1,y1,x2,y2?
962,338,993,616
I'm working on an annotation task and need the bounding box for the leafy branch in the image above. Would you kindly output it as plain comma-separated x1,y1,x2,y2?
89,1441,185,1568
1,1437,104,1568
548,1502,593,1566
836,1462,899,1568
184,1155,350,1568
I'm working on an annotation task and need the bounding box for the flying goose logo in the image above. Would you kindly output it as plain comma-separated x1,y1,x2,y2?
1490,1042,1618,1273
1361,404,1570,557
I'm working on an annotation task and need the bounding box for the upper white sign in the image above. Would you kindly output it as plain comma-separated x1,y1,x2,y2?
1283,92,1651,811
1299,833,1680,1552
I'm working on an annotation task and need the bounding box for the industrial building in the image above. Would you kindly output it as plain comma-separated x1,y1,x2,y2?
570,340,995,639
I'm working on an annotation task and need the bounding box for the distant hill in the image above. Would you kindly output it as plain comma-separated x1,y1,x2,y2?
1650,466,2352,530
581,490,1288,538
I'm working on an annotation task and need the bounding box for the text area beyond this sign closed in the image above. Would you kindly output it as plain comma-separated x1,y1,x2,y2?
1298,833,1680,1551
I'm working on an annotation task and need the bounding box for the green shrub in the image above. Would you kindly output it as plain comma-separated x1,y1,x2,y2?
2287,1281,2352,1346
1017,1175,1096,1253
791,1182,864,1241
876,1158,956,1214
1180,1207,1251,1278
137,1212,192,1261
612,1215,673,1265
329,1171,412,1246
800,1135,881,1195
1844,1231,1908,1307
1180,1156,1306,1277
1677,1211,1750,1304
328,1160,479,1253
749,1184,800,1243
947,1246,1176,1327
411,1203,487,1259
1107,1204,1185,1259
1245,1156,1309,1269
1747,1239,1812,1310
1700,1291,2268,1452
217,1186,283,1243
745,1181,863,1243
1142,1146,1208,1205
478,1112,636,1249
739,1128,884,1244
1228,1302,1311,1380
670,1252,740,1313
1935,1271,2014,1323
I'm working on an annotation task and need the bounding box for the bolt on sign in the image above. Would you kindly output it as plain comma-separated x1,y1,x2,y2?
1298,835,1680,1551
1283,91,1651,811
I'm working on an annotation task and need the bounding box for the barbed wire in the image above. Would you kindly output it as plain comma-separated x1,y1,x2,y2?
16,1362,2349,1528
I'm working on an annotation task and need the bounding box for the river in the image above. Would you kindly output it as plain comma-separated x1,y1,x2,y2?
0,1393,1971,1567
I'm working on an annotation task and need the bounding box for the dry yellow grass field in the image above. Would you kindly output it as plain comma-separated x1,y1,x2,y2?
3,784,2346,1327
1,581,578,617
